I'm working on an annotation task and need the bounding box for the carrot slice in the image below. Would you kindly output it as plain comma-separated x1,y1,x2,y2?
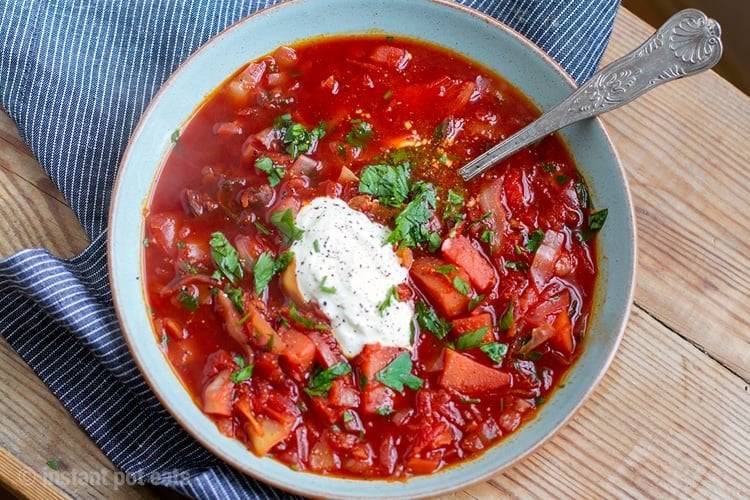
439,349,510,395
441,235,496,291
411,256,471,318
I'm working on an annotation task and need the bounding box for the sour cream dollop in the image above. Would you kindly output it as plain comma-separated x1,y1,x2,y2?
291,197,413,358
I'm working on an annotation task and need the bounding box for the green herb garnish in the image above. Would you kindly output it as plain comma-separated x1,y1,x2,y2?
273,114,326,158
525,229,545,252
231,355,254,383
358,163,411,207
415,301,451,340
377,285,399,315
319,276,336,294
255,156,286,187
387,182,437,248
270,208,304,244
499,303,514,332
480,342,508,363
480,229,496,244
304,362,351,397
177,288,199,311
375,352,423,393
453,276,470,296
456,326,489,350
209,232,244,284
345,119,374,148
253,250,293,295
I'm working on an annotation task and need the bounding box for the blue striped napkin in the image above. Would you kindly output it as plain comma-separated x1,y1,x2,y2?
0,1,620,497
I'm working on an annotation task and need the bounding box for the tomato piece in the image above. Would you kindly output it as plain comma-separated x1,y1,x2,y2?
406,456,441,474
201,369,233,416
357,344,403,379
450,313,494,343
410,256,471,318
279,328,316,375
329,378,361,408
308,331,345,368
550,309,574,354
146,212,179,257
309,396,340,424
370,45,412,72
355,344,402,415
439,349,510,395
441,235,496,291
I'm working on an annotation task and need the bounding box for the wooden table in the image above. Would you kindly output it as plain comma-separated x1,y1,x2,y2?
1,8,748,499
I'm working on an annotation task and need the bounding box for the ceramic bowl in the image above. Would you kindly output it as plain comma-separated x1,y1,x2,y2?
109,0,636,497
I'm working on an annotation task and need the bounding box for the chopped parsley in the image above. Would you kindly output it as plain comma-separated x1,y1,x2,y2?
575,179,590,208
480,342,508,363
453,276,470,296
480,229,496,244
255,156,286,187
319,276,336,294
46,459,59,471
224,285,244,313
415,301,451,340
443,189,465,224
170,129,180,143
313,239,321,253
345,119,374,148
177,288,199,311
289,302,328,331
231,355,254,383
386,181,437,248
375,352,423,393
556,174,569,185
304,362,352,397
456,326,489,350
383,89,393,100
504,261,527,272
254,220,271,235
577,208,608,242
253,250,293,295
525,229,545,252
468,294,485,311
499,303,514,331
273,114,326,158
343,410,355,423
434,264,457,276
377,285,399,315
542,163,557,172
270,208,304,244
358,162,411,207
209,232,244,284
376,406,394,416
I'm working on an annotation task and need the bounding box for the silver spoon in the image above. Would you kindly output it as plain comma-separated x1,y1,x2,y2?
459,9,723,181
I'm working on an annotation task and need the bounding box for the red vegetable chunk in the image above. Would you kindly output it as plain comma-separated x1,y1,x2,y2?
439,349,511,395
441,235,495,291
411,256,471,318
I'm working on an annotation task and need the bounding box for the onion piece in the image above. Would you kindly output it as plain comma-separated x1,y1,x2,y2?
530,230,564,291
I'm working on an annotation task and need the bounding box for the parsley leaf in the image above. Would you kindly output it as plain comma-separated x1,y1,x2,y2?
253,250,293,295
456,326,489,350
443,189,464,224
274,114,326,158
254,220,271,235
209,232,244,284
525,229,545,252
575,179,590,208
304,362,351,397
577,208,608,242
224,285,244,313
289,302,328,331
499,303,514,332
358,163,411,207
319,276,336,294
270,208,304,244
255,156,286,187
415,301,451,340
46,459,59,471
453,276,470,296
480,342,508,363
345,119,374,148
386,182,437,248
177,288,198,311
480,229,495,244
468,294,485,311
343,410,355,423
313,239,321,253
377,285,399,315
375,352,423,393
505,261,527,272
231,356,254,383
376,406,394,416
434,264,457,276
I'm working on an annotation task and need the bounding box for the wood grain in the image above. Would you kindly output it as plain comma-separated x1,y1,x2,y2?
598,13,750,381
0,7,748,499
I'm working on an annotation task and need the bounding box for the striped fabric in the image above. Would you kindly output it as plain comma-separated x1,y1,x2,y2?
0,0,620,498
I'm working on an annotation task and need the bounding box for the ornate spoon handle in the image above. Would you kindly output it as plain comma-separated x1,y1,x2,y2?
459,9,723,181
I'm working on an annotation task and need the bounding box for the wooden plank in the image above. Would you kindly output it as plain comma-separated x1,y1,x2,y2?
451,306,749,499
0,338,159,499
598,11,750,380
